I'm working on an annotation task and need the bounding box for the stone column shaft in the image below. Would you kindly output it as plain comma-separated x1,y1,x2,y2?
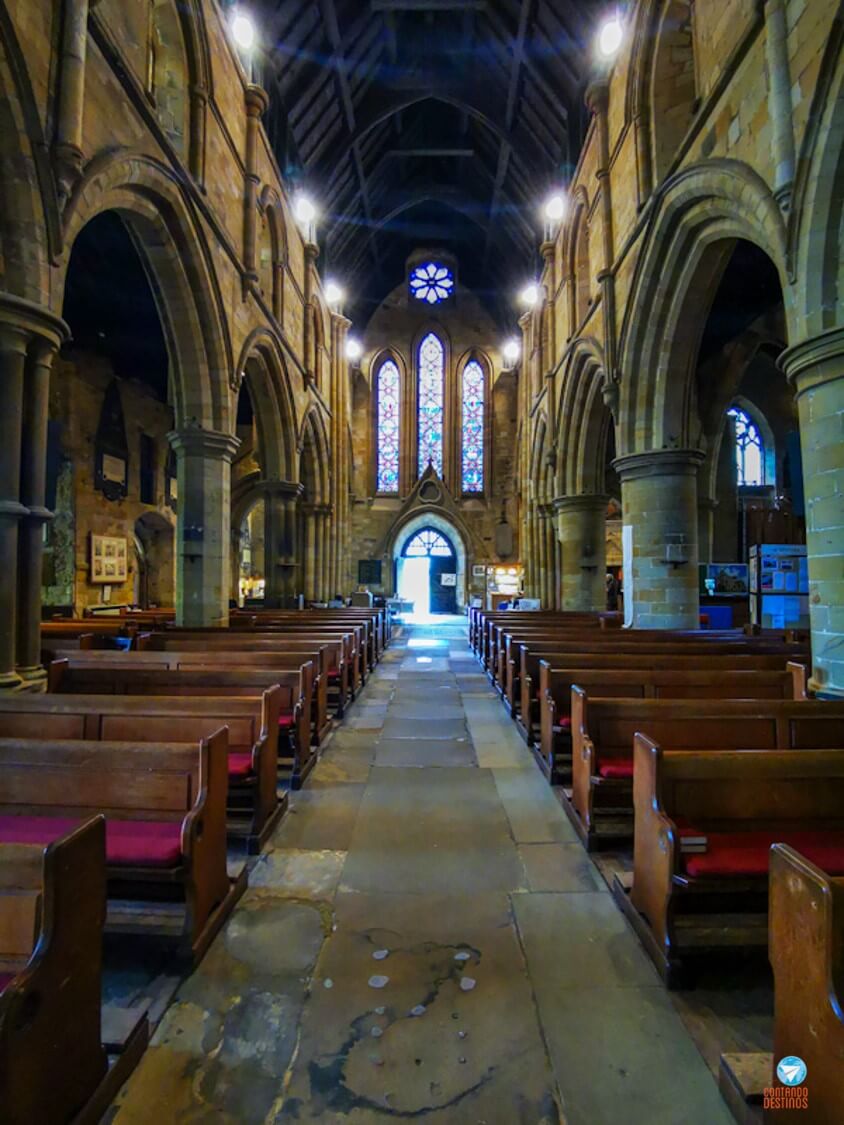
262,480,303,606
54,0,90,204
782,329,844,695
764,0,796,205
16,341,59,684
554,495,609,611
242,85,268,289
168,428,240,626
615,449,705,629
0,326,29,688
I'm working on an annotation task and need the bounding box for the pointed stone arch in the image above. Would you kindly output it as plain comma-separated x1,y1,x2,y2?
61,153,232,431
617,160,791,454
235,327,298,482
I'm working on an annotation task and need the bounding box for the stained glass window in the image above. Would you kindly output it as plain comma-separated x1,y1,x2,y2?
409,262,454,304
728,406,763,486
461,359,485,493
404,529,453,557
375,358,400,493
417,332,444,477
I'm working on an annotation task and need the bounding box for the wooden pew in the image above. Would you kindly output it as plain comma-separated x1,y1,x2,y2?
522,645,807,744
569,695,844,849
0,689,288,848
0,818,148,1125
45,644,327,749
768,844,844,1121
615,738,844,986
243,608,388,665
145,631,355,718
226,616,372,670
511,633,807,728
0,729,243,962
47,661,306,838
493,625,805,699
538,661,808,780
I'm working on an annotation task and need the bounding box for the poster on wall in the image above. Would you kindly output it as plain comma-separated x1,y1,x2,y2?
622,524,633,628
90,534,128,584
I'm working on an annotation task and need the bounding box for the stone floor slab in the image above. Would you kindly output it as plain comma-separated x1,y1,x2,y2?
279,891,561,1123
518,843,606,893
513,891,659,989
340,768,525,895
380,716,467,740
374,737,477,768
531,984,735,1125
272,781,366,852
494,768,579,843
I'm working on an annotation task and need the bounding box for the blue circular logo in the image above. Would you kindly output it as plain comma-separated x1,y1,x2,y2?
776,1056,807,1087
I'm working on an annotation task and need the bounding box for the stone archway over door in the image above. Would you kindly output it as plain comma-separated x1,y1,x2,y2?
392,513,467,612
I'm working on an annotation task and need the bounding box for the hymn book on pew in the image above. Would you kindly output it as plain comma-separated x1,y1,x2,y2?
679,833,708,854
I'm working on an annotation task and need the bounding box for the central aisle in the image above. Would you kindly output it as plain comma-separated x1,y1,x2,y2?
112,620,733,1124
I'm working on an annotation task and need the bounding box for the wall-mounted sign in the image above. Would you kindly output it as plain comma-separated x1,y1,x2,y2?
358,559,382,585
90,534,128,584
441,572,456,587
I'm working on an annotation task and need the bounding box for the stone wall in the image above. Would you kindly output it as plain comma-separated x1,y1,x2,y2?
46,350,176,614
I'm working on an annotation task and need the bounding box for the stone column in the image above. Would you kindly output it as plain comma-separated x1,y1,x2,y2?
17,339,63,685
614,449,705,629
781,329,844,696
167,428,240,626
242,84,269,292
764,0,796,207
554,495,609,611
53,0,91,207
301,504,317,602
0,325,29,689
0,295,68,690
697,496,718,565
262,480,303,607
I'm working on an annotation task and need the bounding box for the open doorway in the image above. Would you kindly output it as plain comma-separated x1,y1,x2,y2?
397,555,431,615
397,528,457,617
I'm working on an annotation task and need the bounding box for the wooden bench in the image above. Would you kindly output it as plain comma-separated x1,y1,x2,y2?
569,695,844,849
495,628,806,701
537,662,808,781
768,843,844,1120
47,660,307,838
0,690,286,850
145,631,354,719
614,739,844,986
0,818,149,1125
521,646,807,745
0,729,243,963
512,634,807,731
45,645,326,748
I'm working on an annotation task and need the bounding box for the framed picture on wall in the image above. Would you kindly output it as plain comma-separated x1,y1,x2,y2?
472,565,486,577
90,534,128,584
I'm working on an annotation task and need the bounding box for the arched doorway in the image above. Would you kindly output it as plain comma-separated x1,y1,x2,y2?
396,526,458,616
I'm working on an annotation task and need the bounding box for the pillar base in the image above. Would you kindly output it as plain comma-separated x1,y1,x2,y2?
0,669,24,691
15,664,48,692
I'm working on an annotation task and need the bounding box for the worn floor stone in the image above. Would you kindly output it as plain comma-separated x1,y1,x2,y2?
110,619,732,1122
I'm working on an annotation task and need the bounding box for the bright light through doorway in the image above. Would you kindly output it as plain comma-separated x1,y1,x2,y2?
396,555,433,620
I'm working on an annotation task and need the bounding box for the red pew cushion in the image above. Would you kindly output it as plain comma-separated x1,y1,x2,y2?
327,667,340,683
278,712,296,730
683,829,844,878
228,752,254,778
0,815,182,868
0,972,14,994
559,716,571,729
598,760,634,779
